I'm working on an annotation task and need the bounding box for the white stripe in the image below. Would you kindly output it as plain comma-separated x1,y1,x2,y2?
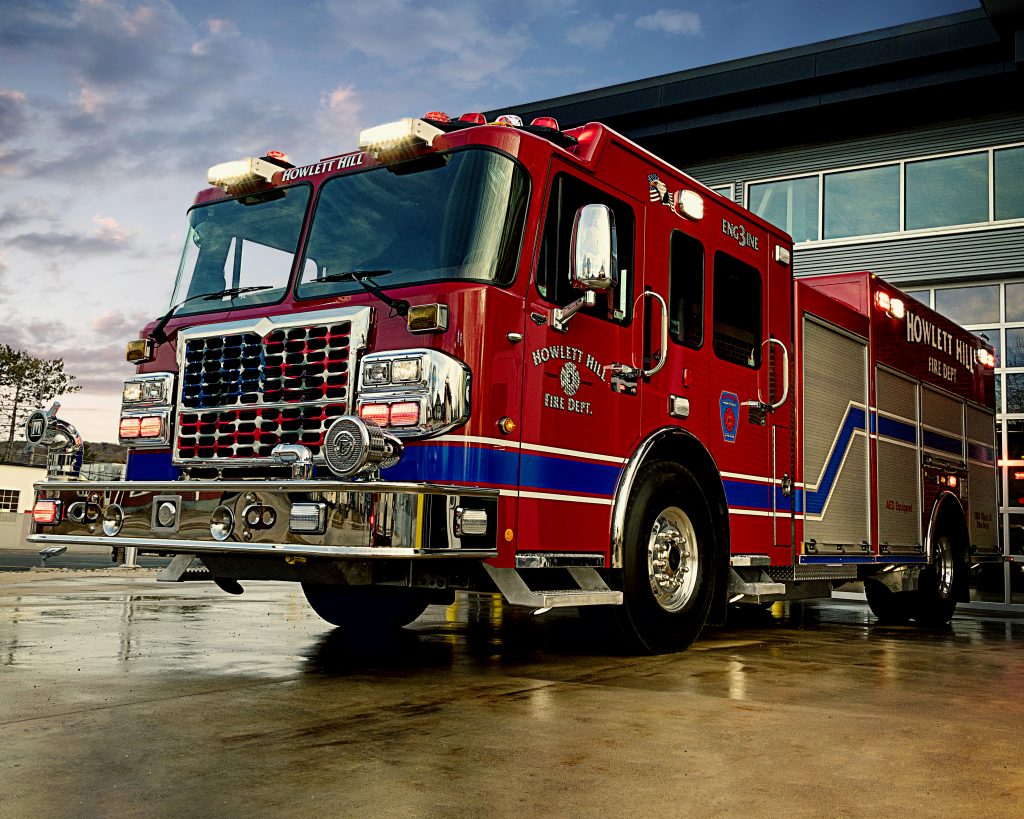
438,434,627,464
517,490,614,506
871,433,919,451
721,470,773,484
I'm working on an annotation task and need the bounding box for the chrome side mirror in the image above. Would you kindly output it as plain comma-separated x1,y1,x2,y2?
571,204,617,292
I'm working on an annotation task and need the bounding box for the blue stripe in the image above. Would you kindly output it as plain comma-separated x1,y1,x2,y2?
968,441,995,464
382,444,621,497
922,429,962,457
126,451,180,481
723,480,773,510
383,444,518,487
877,415,917,445
805,406,866,516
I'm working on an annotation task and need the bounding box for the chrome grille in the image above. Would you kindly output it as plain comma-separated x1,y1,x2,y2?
174,308,372,463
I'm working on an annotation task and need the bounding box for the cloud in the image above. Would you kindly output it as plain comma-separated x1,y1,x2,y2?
319,84,363,138
566,15,626,49
322,0,531,90
635,9,702,36
90,309,149,336
0,316,134,394
0,198,58,234
8,214,137,256
0,88,29,141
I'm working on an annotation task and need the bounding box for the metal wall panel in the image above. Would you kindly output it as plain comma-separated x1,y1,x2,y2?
685,113,1024,192
802,319,870,547
965,404,999,553
682,113,1024,285
922,387,964,441
793,228,1024,284
875,368,921,549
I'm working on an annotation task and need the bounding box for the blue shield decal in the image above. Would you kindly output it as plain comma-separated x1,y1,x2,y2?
720,391,740,443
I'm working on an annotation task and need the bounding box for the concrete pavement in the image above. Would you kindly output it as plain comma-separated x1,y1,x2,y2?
0,573,1022,817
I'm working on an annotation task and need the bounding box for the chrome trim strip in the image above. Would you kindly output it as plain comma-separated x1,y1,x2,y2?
33,479,498,498
27,534,497,560
175,305,374,359
515,552,606,568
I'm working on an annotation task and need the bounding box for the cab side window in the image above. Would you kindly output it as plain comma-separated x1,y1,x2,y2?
668,231,704,349
712,251,762,368
536,173,634,323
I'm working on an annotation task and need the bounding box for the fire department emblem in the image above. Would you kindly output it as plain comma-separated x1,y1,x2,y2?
720,391,740,443
560,362,580,396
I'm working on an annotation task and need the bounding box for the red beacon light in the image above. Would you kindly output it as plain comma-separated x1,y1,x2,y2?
873,290,904,320
265,149,290,162
531,116,560,130
458,112,486,124
423,111,451,123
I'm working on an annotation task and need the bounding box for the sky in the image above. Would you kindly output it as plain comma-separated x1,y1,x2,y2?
0,0,979,442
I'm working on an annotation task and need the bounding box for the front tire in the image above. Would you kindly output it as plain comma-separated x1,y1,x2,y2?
615,462,716,653
301,584,429,630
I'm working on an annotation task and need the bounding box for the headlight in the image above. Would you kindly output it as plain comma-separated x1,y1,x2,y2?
357,349,469,439
121,373,174,406
391,358,420,383
363,361,391,385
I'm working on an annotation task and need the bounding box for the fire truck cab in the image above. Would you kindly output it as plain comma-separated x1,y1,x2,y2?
28,113,998,652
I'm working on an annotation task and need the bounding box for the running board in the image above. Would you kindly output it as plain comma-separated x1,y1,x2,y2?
727,567,787,603
484,566,623,609
157,554,213,582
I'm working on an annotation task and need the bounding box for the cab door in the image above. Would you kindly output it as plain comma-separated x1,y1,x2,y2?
517,169,643,559
638,204,792,559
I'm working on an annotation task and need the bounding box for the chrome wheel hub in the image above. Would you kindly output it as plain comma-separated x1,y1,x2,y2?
934,535,955,598
647,506,699,612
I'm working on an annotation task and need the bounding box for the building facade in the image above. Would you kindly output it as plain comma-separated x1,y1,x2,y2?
491,4,1024,608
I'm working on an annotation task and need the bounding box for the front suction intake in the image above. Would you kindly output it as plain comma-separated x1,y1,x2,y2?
322,416,403,477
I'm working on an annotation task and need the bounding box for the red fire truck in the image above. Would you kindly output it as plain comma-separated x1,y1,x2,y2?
28,113,999,652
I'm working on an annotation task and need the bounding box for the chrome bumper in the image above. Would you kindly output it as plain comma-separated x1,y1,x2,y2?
29,479,498,560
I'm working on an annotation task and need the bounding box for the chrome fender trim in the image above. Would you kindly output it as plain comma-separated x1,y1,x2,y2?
610,427,725,569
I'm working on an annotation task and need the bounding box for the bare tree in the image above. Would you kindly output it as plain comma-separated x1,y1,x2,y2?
0,344,80,443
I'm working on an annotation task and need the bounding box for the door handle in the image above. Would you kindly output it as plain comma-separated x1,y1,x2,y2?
743,337,790,412
642,291,668,378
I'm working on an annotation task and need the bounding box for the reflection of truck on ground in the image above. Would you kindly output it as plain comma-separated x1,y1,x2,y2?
28,112,998,652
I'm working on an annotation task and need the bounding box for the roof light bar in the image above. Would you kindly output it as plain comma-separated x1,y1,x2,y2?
531,116,559,130
458,112,486,124
358,118,446,163
495,114,523,127
207,156,282,193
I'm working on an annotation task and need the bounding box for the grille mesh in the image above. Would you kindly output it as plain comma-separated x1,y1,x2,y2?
176,321,352,461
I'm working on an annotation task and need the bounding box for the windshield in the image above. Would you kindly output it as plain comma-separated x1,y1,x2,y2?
169,185,311,316
296,149,529,300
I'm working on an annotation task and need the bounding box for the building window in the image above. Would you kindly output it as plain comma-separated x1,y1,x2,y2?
0,489,19,513
905,152,988,231
1004,328,1024,368
744,141,1024,245
712,251,761,368
904,288,931,307
823,165,899,239
668,231,704,349
994,146,1024,222
934,284,999,325
748,176,818,243
710,184,734,201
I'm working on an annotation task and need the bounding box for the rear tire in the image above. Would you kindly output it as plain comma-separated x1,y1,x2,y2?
301,584,429,630
908,530,962,626
615,462,716,653
864,578,911,623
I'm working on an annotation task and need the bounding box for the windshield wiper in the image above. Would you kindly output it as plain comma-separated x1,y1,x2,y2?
149,286,272,343
317,270,410,317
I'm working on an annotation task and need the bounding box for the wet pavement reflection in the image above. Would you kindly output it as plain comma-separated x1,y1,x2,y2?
1,573,1022,815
